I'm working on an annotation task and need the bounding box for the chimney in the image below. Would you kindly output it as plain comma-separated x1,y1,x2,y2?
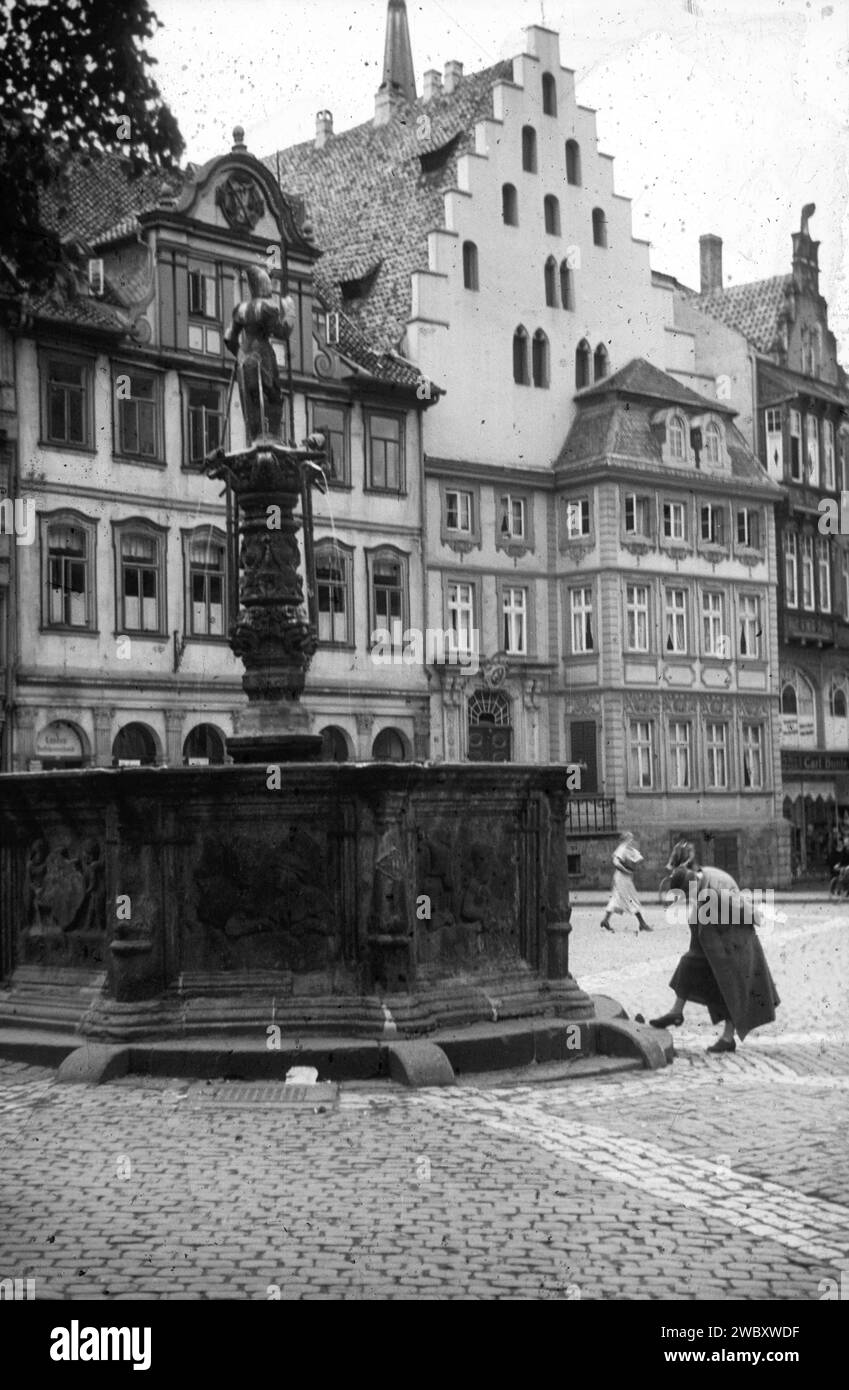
423,69,443,101
375,0,417,125
443,60,463,95
315,110,333,149
699,234,723,294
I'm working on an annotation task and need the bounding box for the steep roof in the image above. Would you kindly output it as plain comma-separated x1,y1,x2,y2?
689,274,793,355
266,61,514,352
577,356,734,414
40,153,182,249
556,357,780,490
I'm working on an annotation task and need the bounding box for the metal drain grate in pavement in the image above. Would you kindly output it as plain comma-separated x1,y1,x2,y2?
197,1082,339,1108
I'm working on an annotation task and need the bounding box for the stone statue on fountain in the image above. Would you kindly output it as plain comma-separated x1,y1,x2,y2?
205,261,329,761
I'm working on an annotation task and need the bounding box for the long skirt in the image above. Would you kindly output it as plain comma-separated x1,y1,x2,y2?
669,925,727,1022
605,868,643,916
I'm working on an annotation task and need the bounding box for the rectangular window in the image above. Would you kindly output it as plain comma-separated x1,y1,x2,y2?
629,720,654,789
664,587,687,654
662,500,686,541
736,508,760,549
801,534,815,610
446,489,473,533
765,407,783,479
742,724,764,790
570,587,593,653
316,548,350,644
806,415,820,486
701,591,726,657
624,494,651,536
785,532,798,607
188,267,218,319
700,504,724,545
840,430,849,492
565,498,590,538
789,409,802,481
738,593,761,659
188,535,225,637
120,531,160,632
824,420,836,490
118,371,159,459
447,581,475,653
668,721,691,790
45,359,89,447
373,557,404,629
843,551,849,617
46,520,90,628
186,383,224,466
818,537,831,612
706,722,728,789
625,583,649,652
367,413,404,491
310,402,349,483
503,586,527,655
500,494,526,539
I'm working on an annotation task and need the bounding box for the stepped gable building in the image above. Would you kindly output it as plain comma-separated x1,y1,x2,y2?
0,130,437,772
268,16,678,767
555,357,785,884
672,211,849,876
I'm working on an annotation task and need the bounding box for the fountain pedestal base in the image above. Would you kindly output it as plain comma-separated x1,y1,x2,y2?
227,700,322,764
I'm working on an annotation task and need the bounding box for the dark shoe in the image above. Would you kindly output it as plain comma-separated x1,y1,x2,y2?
600,919,614,932
638,921,653,932
707,1037,736,1054
649,1011,684,1029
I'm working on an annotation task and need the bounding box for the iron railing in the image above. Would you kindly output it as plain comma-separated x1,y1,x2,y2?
565,796,617,835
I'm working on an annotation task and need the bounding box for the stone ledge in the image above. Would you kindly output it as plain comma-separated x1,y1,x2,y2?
57,1043,130,1084
594,1018,673,1069
386,1041,455,1087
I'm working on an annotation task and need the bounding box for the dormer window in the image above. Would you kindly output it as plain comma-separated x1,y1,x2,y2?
705,420,722,465
669,415,687,461
419,133,462,178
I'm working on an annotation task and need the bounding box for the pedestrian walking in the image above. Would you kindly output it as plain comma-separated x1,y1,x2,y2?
648,859,780,1053
829,838,849,898
600,832,652,934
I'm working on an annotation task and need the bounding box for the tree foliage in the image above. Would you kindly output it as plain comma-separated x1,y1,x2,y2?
0,0,184,288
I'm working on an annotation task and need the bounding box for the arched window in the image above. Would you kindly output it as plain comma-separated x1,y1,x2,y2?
565,139,582,185
669,414,687,460
575,339,591,390
705,420,722,465
112,722,158,768
781,683,797,716
542,72,557,116
544,257,557,308
592,207,608,247
532,330,549,389
543,195,561,235
462,240,479,291
560,260,575,310
183,723,226,765
513,325,529,385
831,684,848,719
522,125,537,173
320,726,350,762
373,728,407,762
593,343,609,382
502,182,518,226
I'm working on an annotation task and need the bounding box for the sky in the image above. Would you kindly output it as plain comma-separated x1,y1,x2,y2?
147,0,849,354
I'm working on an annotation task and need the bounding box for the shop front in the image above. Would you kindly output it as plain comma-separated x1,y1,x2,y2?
781,751,849,878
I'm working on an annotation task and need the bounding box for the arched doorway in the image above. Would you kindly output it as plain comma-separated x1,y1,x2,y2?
112,723,158,767
372,728,407,762
34,721,88,770
182,724,226,765
320,726,350,763
468,690,512,761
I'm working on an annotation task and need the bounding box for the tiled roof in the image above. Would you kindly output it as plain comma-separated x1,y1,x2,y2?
266,61,515,352
25,289,129,334
690,274,793,355
577,356,734,413
758,360,848,409
556,357,779,489
313,285,435,393
40,154,182,248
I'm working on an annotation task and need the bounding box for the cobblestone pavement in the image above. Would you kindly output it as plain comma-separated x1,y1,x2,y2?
0,901,846,1300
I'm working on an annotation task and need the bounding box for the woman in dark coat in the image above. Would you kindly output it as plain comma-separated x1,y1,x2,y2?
650,862,780,1053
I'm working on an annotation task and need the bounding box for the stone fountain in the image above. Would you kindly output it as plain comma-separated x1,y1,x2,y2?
0,267,663,1082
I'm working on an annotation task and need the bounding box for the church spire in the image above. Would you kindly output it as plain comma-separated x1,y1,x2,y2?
379,0,416,106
